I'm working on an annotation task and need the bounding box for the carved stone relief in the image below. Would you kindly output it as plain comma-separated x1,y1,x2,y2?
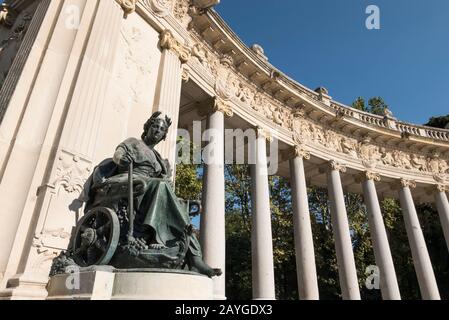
292,114,449,177
186,13,448,180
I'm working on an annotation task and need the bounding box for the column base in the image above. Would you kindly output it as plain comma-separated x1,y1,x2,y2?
0,273,49,300
47,267,214,300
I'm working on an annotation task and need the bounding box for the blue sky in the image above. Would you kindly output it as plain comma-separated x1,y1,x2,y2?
216,0,449,125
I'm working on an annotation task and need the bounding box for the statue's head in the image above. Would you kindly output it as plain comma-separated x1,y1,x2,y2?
142,112,172,146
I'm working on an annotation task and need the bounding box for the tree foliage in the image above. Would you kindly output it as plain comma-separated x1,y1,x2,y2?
175,125,449,300
221,165,449,300
424,115,449,129
351,96,389,116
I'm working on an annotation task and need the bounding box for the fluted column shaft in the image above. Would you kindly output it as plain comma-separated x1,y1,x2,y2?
360,173,401,300
250,129,275,300
398,180,440,300
326,162,360,300
153,30,190,173
200,100,227,300
434,186,449,251
289,148,319,300
0,0,91,284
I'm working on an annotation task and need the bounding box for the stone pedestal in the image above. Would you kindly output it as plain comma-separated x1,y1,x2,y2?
46,268,214,300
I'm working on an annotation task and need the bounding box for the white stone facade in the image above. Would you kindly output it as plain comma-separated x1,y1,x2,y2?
0,0,447,300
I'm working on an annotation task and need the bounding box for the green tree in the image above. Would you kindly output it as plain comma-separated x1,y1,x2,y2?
351,96,389,116
424,115,449,129
174,138,202,202
352,97,367,112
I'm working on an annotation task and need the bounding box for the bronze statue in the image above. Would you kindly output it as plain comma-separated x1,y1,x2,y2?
51,112,221,278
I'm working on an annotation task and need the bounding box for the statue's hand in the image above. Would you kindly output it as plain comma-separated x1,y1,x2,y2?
113,148,132,167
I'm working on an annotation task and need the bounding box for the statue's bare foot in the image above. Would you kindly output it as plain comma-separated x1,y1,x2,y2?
189,255,222,278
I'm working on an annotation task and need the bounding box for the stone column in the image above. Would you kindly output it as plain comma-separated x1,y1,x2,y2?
434,185,449,251
0,0,126,298
153,29,191,173
0,0,93,288
398,179,440,300
288,146,319,300
250,128,276,300
324,161,360,300
359,171,401,300
200,98,232,300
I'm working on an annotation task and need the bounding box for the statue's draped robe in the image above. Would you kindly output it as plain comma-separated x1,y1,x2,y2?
85,138,202,257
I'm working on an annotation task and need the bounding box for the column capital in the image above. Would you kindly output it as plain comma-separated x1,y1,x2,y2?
255,127,274,143
396,178,417,190
282,145,310,161
356,171,381,183
182,65,190,82
329,160,347,173
436,184,449,193
198,97,234,118
319,160,347,174
159,29,192,64
116,0,138,15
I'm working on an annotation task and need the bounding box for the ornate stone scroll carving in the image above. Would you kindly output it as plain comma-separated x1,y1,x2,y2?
329,160,347,173
399,179,417,189
293,145,311,160
435,184,449,193
52,152,92,194
256,127,274,142
159,29,191,63
116,0,138,15
282,145,311,161
181,65,190,82
173,0,194,27
198,97,234,118
356,171,381,183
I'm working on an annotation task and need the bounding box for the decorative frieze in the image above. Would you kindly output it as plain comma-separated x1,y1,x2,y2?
292,113,449,176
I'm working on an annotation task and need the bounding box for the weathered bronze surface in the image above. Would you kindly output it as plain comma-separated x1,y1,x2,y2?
51,112,221,278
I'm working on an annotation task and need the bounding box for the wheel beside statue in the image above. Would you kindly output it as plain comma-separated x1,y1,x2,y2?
72,207,120,267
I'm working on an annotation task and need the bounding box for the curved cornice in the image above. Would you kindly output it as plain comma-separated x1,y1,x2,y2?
202,8,449,143
135,0,449,186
